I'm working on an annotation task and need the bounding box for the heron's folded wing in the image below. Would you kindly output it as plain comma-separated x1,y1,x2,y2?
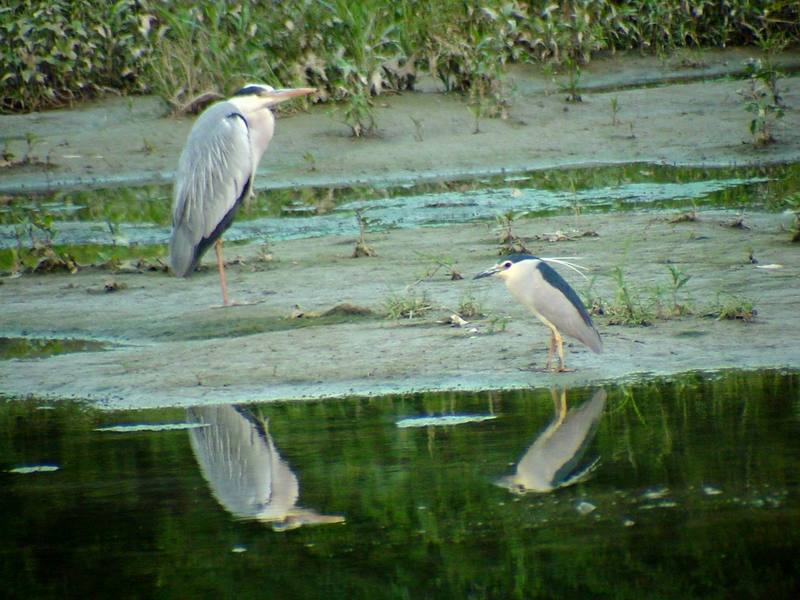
171,104,252,274
535,262,603,353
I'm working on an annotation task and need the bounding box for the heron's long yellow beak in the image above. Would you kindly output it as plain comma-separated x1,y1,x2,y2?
263,87,316,106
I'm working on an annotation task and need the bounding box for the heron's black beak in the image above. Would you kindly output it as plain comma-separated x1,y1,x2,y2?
473,265,501,280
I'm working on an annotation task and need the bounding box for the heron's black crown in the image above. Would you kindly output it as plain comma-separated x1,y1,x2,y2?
233,84,269,97
502,253,540,264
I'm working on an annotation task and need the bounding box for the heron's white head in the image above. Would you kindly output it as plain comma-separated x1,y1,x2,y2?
473,253,540,282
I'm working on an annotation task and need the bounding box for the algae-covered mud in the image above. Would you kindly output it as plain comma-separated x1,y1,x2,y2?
2,372,799,599
0,195,798,407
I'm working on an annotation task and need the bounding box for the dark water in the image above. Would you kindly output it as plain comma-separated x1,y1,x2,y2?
2,370,799,599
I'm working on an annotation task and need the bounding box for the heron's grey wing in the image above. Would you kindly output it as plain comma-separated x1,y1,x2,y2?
514,389,606,490
514,417,565,491
547,389,607,486
534,262,603,353
187,405,295,520
233,407,300,520
170,102,253,276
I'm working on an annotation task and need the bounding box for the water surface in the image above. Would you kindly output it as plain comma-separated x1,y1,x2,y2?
1,370,798,598
1,163,798,270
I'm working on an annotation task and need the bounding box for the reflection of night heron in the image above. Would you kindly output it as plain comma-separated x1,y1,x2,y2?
187,405,344,530
474,254,602,371
170,84,315,306
496,389,606,494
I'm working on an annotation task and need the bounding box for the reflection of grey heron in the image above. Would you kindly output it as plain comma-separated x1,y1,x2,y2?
187,405,344,530
170,84,315,306
497,389,606,494
474,254,602,371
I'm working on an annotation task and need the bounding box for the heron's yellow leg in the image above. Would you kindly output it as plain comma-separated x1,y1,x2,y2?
553,327,566,372
550,388,568,428
533,310,566,372
214,239,230,307
546,333,556,370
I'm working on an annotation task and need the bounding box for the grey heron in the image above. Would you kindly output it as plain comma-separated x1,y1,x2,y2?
187,404,344,530
496,388,606,494
169,83,315,306
474,254,602,371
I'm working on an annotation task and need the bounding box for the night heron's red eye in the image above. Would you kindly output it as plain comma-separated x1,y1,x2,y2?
503,261,512,269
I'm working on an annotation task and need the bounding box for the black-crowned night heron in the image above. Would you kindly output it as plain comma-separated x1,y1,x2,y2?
474,253,602,371
496,388,606,494
187,405,344,530
170,83,315,306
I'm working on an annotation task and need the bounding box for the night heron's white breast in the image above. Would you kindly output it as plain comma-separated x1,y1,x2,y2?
503,259,549,318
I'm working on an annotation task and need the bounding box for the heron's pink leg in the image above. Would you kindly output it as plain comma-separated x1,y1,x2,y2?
214,239,230,307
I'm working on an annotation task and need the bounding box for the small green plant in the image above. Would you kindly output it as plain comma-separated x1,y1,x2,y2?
705,293,757,322
384,290,434,319
495,210,528,255
567,176,582,222
302,152,317,172
559,57,582,103
255,242,274,263
409,116,424,142
8,210,77,275
457,293,483,319
485,313,511,333
24,133,38,162
610,97,620,126
582,275,605,316
741,32,787,146
416,253,462,281
742,61,784,146
787,193,800,242
340,87,378,138
469,100,483,135
606,266,651,326
352,209,376,257
666,264,692,316
1,140,15,164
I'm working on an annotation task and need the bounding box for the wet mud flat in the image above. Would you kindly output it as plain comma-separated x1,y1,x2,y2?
0,206,798,409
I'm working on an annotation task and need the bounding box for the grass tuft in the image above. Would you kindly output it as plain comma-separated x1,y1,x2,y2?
384,291,434,319
705,293,757,322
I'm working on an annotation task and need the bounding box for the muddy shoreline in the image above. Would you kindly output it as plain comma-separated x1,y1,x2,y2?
1,48,799,409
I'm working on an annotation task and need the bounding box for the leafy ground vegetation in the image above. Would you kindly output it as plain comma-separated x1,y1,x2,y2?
2,1,798,134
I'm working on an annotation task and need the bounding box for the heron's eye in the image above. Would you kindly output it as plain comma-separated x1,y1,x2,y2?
503,261,512,269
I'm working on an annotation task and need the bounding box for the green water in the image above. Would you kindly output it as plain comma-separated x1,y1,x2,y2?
1,163,799,272
0,336,109,359
1,370,798,599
